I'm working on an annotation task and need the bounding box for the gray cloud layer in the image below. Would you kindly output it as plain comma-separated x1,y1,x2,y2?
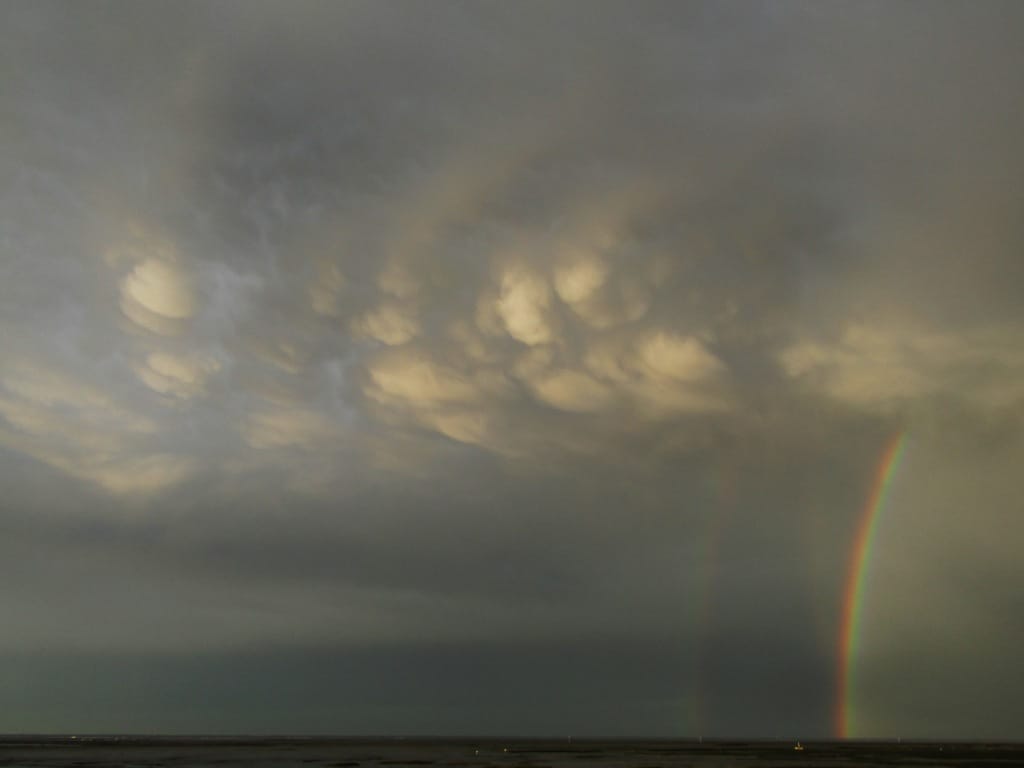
2,0,1023,738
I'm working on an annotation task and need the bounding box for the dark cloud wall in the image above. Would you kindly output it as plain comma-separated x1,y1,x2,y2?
1,1,1023,738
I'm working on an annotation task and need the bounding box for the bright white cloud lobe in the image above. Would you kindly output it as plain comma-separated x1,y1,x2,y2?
0,0,1023,739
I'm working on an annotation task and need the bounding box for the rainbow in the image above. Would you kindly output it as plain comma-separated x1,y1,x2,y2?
835,432,908,739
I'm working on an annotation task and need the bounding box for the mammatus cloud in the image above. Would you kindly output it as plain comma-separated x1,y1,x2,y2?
528,368,615,414
781,323,1024,413
244,406,342,451
554,254,607,305
555,254,652,330
118,255,197,336
1,0,1022,739
354,300,420,346
366,353,479,409
135,352,220,400
495,264,557,347
0,360,194,495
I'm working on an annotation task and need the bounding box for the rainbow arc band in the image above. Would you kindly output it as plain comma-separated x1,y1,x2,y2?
835,432,908,739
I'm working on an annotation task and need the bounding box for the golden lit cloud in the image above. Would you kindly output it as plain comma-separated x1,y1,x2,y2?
553,254,608,305
0,360,193,495
135,352,220,400
583,331,730,415
243,407,340,450
353,301,420,346
527,368,615,413
119,257,196,335
2,361,155,435
496,265,555,346
781,324,1024,412
638,331,726,382
418,409,489,445
366,352,478,407
82,453,197,496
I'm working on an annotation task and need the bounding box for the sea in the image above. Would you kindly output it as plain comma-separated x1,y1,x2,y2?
1,737,1022,768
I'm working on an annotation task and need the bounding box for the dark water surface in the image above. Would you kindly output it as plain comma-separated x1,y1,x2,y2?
1,738,1022,768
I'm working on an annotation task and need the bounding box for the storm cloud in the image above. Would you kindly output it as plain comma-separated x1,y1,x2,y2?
1,0,1023,739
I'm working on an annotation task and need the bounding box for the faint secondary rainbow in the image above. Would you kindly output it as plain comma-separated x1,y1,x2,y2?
835,432,908,739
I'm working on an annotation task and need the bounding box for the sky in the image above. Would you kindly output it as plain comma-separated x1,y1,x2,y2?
2,0,1023,740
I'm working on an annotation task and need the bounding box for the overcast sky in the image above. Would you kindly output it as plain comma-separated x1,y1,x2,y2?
2,0,1023,739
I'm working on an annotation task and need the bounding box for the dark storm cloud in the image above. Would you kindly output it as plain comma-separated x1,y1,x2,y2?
2,640,702,736
1,0,1023,738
